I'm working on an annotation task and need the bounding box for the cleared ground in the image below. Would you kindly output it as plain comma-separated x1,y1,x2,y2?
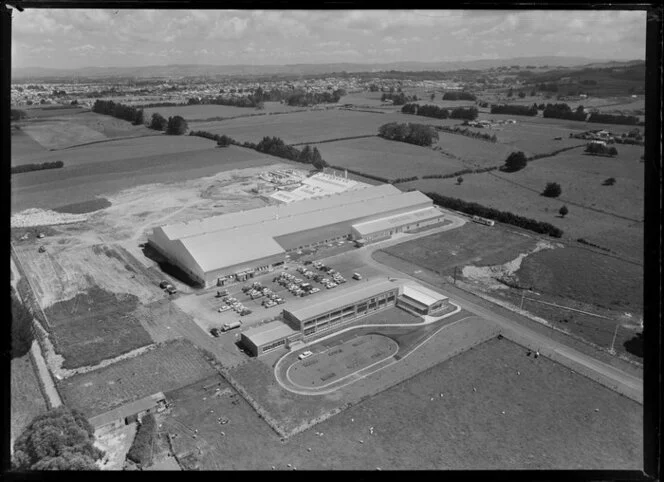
165,336,641,469
59,339,218,418
314,136,467,179
10,353,48,449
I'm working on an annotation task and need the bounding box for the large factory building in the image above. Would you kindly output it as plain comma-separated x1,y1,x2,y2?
148,184,446,287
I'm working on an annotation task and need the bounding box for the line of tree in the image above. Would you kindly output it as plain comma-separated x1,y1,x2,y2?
12,407,105,470
187,94,264,109
438,125,497,142
136,101,186,108
391,176,419,184
490,104,538,116
126,414,156,467
421,166,498,179
11,161,64,174
327,165,390,184
527,144,585,161
587,113,640,125
449,106,479,120
442,91,477,101
401,103,449,119
92,99,144,125
11,294,34,359
585,143,618,157
542,103,587,121
378,122,439,147
284,88,346,107
426,192,564,238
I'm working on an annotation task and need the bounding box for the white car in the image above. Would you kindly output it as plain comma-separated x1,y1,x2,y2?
310,287,320,293
217,306,231,313
298,350,313,360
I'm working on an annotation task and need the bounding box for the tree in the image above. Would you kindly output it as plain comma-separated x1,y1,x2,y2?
457,176,464,185
311,147,324,167
132,109,144,126
559,205,569,217
507,88,514,97
430,93,435,101
503,151,528,172
217,135,232,147
166,115,188,135
12,407,104,471
623,331,643,358
603,177,616,186
518,91,526,98
542,182,562,198
11,295,34,359
607,146,618,156
298,145,313,164
149,113,167,131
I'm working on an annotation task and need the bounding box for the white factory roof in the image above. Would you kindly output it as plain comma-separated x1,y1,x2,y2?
352,206,444,236
242,320,298,347
285,278,398,321
401,283,448,307
161,183,401,241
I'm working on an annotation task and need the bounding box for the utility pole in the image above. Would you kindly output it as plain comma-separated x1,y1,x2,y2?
453,266,457,285
609,323,620,355
520,290,526,310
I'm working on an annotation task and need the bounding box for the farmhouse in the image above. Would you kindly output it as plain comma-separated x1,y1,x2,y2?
89,392,167,431
148,184,446,287
240,279,454,357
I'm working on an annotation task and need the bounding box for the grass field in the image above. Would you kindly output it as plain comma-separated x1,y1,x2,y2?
143,102,302,121
401,172,641,260
10,353,48,449
21,120,108,149
11,145,282,213
11,133,212,168
383,222,541,278
515,246,643,313
11,127,47,157
433,131,514,167
167,337,642,469
59,339,218,417
44,286,153,369
314,136,468,179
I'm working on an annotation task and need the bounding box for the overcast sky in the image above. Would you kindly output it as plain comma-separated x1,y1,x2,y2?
12,9,646,69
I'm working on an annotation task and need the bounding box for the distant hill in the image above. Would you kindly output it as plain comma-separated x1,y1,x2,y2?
11,56,639,81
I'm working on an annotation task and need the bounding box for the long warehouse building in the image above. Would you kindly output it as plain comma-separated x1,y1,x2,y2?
148,184,446,287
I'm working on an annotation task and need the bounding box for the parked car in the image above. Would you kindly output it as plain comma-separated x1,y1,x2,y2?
304,260,313,265
321,278,330,284
210,328,221,337
352,273,362,280
159,280,170,289
218,306,231,313
311,287,320,294
241,309,252,316
276,298,286,304
298,350,313,360
166,285,177,294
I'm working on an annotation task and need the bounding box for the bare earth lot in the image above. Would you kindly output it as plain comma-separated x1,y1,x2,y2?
314,136,467,178
11,353,48,449
59,339,218,418
166,337,641,470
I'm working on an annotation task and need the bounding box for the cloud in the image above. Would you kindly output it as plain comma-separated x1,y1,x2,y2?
69,44,95,52
207,15,249,40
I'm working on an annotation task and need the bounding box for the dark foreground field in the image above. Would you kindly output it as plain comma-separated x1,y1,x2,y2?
11,353,48,448
164,337,642,470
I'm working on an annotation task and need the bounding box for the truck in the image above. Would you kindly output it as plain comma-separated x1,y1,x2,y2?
300,283,313,292
222,321,242,332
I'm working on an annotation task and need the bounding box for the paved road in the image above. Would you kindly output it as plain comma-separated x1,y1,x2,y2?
316,226,643,403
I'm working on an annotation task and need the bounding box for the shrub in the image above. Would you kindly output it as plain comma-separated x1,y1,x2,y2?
165,115,188,135
217,135,233,147
11,295,34,359
126,414,156,466
149,113,168,131
588,113,639,126
503,151,528,172
442,91,476,101
603,177,616,186
542,182,562,198
559,205,569,217
490,104,538,116
11,161,64,175
449,106,479,120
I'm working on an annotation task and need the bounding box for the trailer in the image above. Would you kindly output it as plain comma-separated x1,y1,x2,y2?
222,321,242,332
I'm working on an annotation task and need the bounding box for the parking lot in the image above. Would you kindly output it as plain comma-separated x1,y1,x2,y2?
174,254,377,345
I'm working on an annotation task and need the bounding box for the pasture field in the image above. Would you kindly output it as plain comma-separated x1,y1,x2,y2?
433,131,513,167
169,336,641,469
339,91,392,108
143,101,303,121
59,339,218,418
382,221,542,278
515,246,643,314
495,147,644,222
401,172,641,260
189,109,456,145
11,353,48,449
480,112,640,136
11,145,283,213
314,136,468,179
11,127,47,157
11,132,212,168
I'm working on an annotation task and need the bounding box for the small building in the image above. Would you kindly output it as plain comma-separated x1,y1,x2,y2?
240,320,300,357
89,392,167,431
397,283,450,316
